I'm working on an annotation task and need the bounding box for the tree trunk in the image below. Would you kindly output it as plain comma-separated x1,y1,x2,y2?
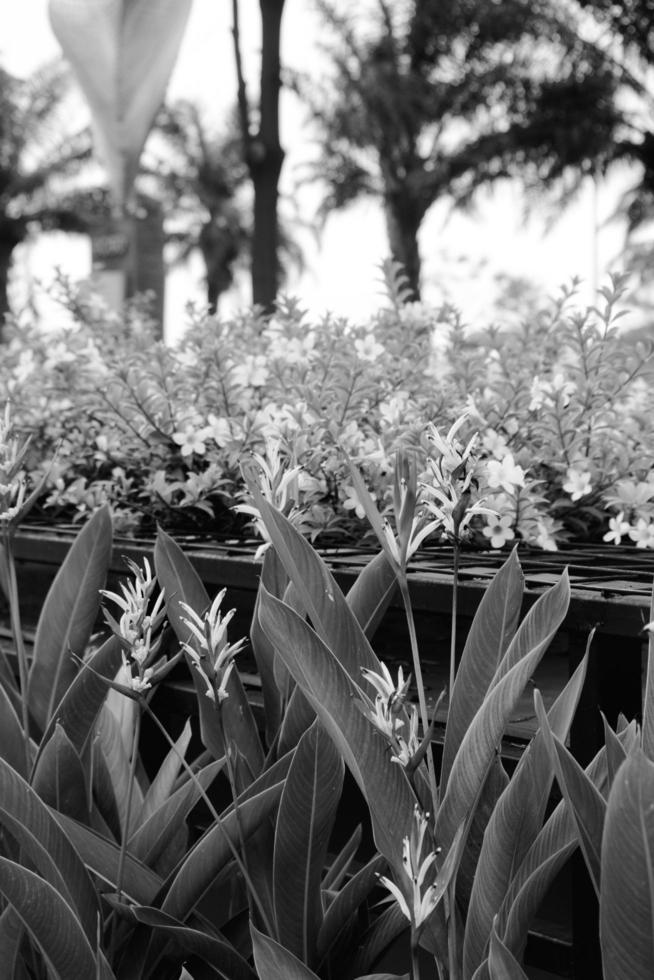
0,240,16,342
250,0,286,312
384,192,424,301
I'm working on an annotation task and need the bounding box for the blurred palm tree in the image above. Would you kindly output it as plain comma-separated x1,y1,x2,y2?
0,59,92,331
145,101,250,314
146,100,302,314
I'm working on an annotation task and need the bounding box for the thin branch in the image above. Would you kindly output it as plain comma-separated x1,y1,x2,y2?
231,0,251,153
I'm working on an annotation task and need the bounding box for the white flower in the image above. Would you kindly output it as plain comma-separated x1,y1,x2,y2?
425,413,478,484
628,519,654,549
101,559,166,687
606,479,654,510
482,514,515,548
603,511,630,546
378,806,443,931
179,591,246,703
563,467,592,501
172,423,207,457
201,414,231,447
485,454,525,494
342,484,370,520
534,519,558,552
392,705,421,768
482,428,509,459
354,333,385,361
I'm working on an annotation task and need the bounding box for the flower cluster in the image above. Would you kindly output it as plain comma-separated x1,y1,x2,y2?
378,805,445,932
179,589,246,705
2,274,654,549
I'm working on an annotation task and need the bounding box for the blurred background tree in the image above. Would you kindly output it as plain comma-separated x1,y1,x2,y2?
0,59,91,332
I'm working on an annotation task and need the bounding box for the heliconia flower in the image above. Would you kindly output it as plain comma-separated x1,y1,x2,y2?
421,482,497,541
425,413,478,484
361,662,411,705
603,511,630,546
179,591,246,704
101,558,167,691
485,454,525,495
378,806,444,931
391,704,421,767
563,467,592,501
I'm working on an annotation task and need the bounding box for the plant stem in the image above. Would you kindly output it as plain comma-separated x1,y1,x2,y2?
399,575,438,813
449,540,460,706
115,707,141,903
410,931,422,980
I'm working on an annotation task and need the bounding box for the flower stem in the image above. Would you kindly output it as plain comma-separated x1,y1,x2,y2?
410,931,422,980
399,575,438,812
449,540,460,706
115,707,141,903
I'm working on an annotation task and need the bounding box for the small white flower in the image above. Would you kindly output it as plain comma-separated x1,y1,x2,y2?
563,467,592,501
603,511,630,546
628,519,654,549
354,333,385,362
482,428,509,460
342,484,370,520
485,454,525,494
172,423,207,457
482,513,515,549
202,414,231,447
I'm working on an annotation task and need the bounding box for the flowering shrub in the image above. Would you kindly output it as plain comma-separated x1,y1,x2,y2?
2,271,654,548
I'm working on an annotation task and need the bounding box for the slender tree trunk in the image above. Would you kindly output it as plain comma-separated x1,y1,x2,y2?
232,0,286,314
384,192,424,301
0,242,14,342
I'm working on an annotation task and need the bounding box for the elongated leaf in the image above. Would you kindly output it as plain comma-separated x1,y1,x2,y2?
349,903,408,978
321,824,363,893
0,756,100,946
0,857,98,979
441,549,524,792
27,506,113,733
317,853,386,963
436,643,556,858
487,920,529,979
345,550,397,639
534,691,605,897
251,549,289,742
258,586,415,878
278,685,316,758
242,488,384,682
154,529,263,779
642,585,654,761
35,634,123,765
128,760,222,868
251,923,321,980
52,811,162,904
161,782,284,922
273,720,344,965
0,681,28,777
600,747,654,980
96,702,143,837
32,723,89,823
139,719,192,826
602,713,628,786
130,906,257,980
463,653,588,979
0,905,22,978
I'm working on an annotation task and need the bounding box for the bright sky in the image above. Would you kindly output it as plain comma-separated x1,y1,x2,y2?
0,0,633,339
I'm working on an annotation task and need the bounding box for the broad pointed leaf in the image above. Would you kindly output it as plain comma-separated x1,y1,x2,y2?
600,747,654,980
442,549,524,792
27,506,112,734
251,923,321,980
642,585,654,762
487,920,529,979
0,682,28,777
139,719,192,826
32,723,89,823
273,720,344,965
317,853,386,963
258,585,415,878
0,857,98,979
345,550,397,639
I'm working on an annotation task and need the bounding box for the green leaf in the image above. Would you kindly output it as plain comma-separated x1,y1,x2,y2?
0,755,100,947
251,549,289,742
534,691,605,897
600,747,654,980
345,550,397,640
32,723,90,823
139,719,192,826
258,585,415,878
251,922,321,980
154,528,263,779
441,549,524,792
487,919,529,979
0,857,98,979
642,585,654,762
161,782,285,922
0,681,28,777
52,811,163,904
35,634,123,761
273,720,344,966
27,505,113,734
96,703,143,838
317,853,386,963
321,824,363,893
463,653,588,979
349,903,408,978
241,490,383,681
130,906,257,980
128,759,223,868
